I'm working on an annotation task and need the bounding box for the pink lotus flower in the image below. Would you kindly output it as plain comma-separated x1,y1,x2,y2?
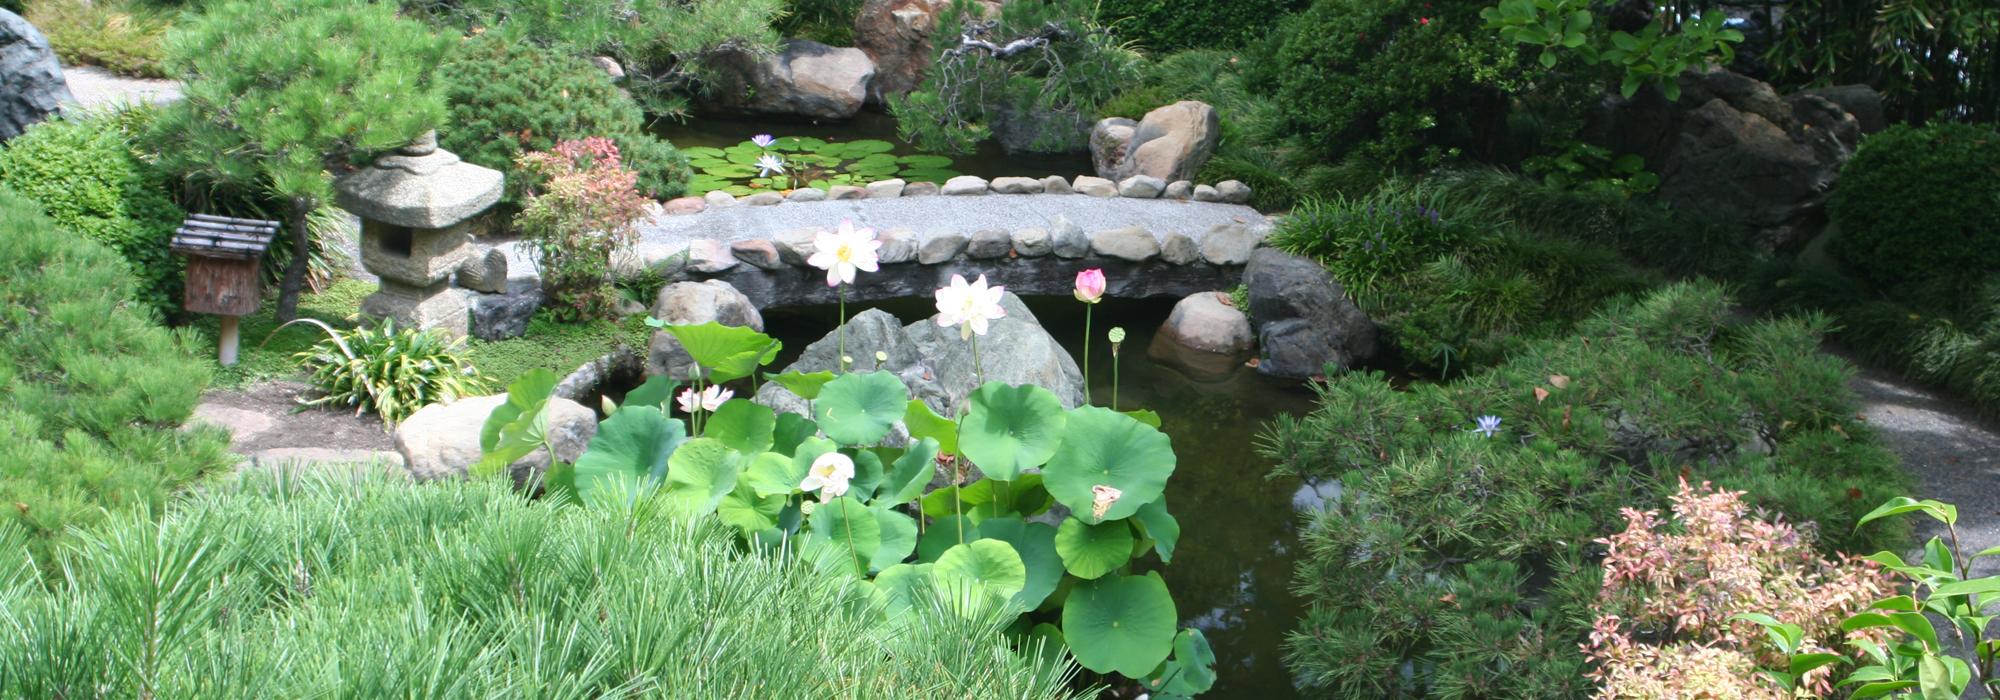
1073,268,1106,304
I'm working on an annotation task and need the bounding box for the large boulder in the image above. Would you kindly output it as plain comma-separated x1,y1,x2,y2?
701,40,875,120
1243,249,1378,379
1597,66,1871,248
1148,292,1254,382
396,394,597,485
1090,117,1137,180
1100,101,1220,183
646,280,765,379
1,10,72,142
854,0,1003,105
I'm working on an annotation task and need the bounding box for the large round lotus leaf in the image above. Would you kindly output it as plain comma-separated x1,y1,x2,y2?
717,481,784,535
870,505,918,572
1061,573,1178,678
772,413,817,456
572,406,686,501
1054,516,1134,580
848,448,886,501
1164,628,1217,695
705,399,774,455
898,154,954,168
769,370,836,400
873,562,933,614
1043,406,1176,524
918,514,979,562
663,437,741,515
904,400,959,455
976,516,1063,611
959,383,1066,480
663,323,779,383
814,371,908,446
808,495,881,575
934,539,1027,603
882,437,940,504
1133,496,1180,563
740,450,802,498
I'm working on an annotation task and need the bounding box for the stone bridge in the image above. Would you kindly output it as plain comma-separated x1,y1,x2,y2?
621,175,1273,308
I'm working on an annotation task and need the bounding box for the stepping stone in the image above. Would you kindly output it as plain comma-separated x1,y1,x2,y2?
866,179,906,198
1091,226,1160,262
942,176,990,196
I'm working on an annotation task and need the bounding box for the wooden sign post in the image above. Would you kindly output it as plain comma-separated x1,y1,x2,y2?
171,214,279,366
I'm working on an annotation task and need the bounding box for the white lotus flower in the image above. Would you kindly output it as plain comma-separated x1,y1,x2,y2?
676,385,733,414
756,153,786,178
1090,484,1124,519
805,220,881,287
933,274,1007,340
799,452,856,498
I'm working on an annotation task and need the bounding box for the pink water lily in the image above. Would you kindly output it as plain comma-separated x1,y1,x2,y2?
806,220,881,287
1073,268,1105,304
934,273,1007,340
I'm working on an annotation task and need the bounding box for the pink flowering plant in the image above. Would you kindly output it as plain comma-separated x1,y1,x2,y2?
1585,479,1893,699
516,137,652,322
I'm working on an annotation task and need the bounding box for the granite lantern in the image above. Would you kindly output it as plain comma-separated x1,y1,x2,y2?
334,131,503,338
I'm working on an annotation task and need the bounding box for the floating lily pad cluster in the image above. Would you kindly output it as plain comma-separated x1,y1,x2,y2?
684,137,962,196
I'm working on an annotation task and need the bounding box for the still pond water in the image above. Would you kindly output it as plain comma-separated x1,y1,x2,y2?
652,111,1096,184
758,295,1329,698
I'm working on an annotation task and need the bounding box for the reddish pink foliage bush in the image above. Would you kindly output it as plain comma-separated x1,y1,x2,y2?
516,137,651,322
1584,479,1894,699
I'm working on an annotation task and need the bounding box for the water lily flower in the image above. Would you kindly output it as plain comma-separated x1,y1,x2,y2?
934,273,1007,340
1090,484,1123,519
1074,268,1106,304
677,385,734,414
1472,415,1502,438
800,452,856,498
806,220,882,287
755,153,786,178
751,134,777,148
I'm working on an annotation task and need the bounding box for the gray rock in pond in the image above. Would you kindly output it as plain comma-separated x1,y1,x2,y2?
1051,216,1090,259
1041,175,1074,194
1192,184,1222,202
704,190,738,208
1164,180,1194,200
753,308,944,420
1158,291,1253,355
942,175,990,195
1243,248,1377,378
965,229,1012,259
743,191,784,206
1200,222,1268,265
1091,226,1160,262
1073,176,1117,198
646,280,765,380
1160,232,1200,265
866,178,906,198
1216,180,1252,204
699,39,874,120
828,185,868,200
1118,175,1166,199
787,187,827,202
731,239,785,270
1011,227,1052,257
878,227,918,264
1,10,72,142
905,292,1087,409
469,281,542,341
903,181,940,197
919,233,967,264
397,394,596,485
990,176,1044,194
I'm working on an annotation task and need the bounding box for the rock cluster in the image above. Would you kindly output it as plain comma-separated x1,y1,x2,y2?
656,173,1251,217
1092,101,1221,183
1242,248,1378,379
700,40,876,120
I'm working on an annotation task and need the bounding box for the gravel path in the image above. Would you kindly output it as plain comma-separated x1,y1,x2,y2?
637,193,1268,250
61,65,181,109
1845,356,2000,577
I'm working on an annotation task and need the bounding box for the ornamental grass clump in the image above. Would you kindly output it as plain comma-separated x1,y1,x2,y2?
517,137,653,322
291,319,487,425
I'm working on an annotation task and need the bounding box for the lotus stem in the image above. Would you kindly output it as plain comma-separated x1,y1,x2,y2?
838,286,848,374
1082,305,1092,404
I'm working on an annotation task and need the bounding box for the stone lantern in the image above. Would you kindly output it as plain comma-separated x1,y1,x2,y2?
334,131,503,338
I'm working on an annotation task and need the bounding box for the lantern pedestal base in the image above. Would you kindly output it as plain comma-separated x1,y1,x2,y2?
218,315,241,366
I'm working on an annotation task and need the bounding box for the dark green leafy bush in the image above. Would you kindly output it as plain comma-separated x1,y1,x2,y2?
0,113,185,319
1263,282,1909,697
439,36,690,201
1828,122,2000,308
0,188,232,562
1099,0,1304,52
0,474,1081,699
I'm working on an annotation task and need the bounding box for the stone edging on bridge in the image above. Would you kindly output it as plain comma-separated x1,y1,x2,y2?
662,173,1256,213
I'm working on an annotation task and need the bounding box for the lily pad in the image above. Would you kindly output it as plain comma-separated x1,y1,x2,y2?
934,539,1028,603
814,371,908,446
662,437,741,515
959,383,1067,480
809,495,881,575
977,516,1063,612
1055,516,1134,580
898,154,954,168
572,406,687,501
1062,572,1178,678
1043,406,1176,524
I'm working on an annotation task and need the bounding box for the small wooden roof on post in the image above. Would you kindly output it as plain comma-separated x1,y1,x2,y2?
171,214,280,366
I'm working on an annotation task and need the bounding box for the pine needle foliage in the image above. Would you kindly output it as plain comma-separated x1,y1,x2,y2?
0,473,1083,700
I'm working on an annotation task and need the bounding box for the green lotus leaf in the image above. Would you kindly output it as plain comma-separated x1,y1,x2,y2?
1043,406,1176,524
1123,409,1162,429
771,412,818,456
768,370,837,400
960,383,1067,480
976,516,1063,612
620,376,681,411
682,146,726,158
660,437,741,514
849,449,886,502
1055,516,1134,580
572,406,687,501
881,437,940,504
842,139,895,154
1028,623,1069,669
740,450,802,498
475,368,560,476
1007,473,1056,515
1133,496,1181,563
871,505,918,572
873,562,933,614
809,495,881,575
918,514,979,562
663,322,779,383
814,371,908,446
717,481,785,535
1164,628,1217,695
704,399,774,455
905,400,959,454
921,479,996,519
1062,573,1179,678
896,168,960,183
934,539,1027,603
898,154,954,169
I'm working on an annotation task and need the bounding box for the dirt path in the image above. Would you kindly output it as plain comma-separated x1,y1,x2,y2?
1845,359,2000,577
188,381,404,474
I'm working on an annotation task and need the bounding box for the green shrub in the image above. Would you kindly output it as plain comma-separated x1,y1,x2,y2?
1431,168,1753,278
0,474,1083,699
24,0,173,78
1101,0,1304,51
293,319,488,425
0,188,232,563
774,0,861,45
1263,282,1909,697
0,112,185,320
1828,122,2000,308
438,36,691,201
